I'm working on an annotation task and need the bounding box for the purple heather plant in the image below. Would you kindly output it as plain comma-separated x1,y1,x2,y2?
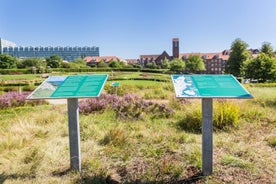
0,92,46,109
79,93,174,119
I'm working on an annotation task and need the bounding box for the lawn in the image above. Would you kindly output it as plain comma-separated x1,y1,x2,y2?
0,79,275,183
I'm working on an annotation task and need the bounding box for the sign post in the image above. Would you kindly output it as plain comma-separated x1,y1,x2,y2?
111,82,120,94
67,98,81,171
28,74,108,172
202,98,213,176
171,75,253,176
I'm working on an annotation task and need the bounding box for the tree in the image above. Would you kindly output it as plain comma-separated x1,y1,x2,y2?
161,57,170,69
185,55,205,73
0,54,17,69
145,62,158,69
17,58,46,69
108,60,121,68
260,42,274,58
244,53,276,82
226,38,250,77
97,60,108,68
46,55,62,68
169,58,185,71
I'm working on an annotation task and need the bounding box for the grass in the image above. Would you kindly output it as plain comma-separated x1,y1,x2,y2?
0,80,275,183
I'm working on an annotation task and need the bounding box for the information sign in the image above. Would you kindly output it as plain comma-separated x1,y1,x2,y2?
27,74,108,99
171,74,253,176
171,75,253,98
27,74,108,172
111,82,120,87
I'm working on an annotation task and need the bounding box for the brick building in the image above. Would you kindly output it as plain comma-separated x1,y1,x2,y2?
139,38,231,74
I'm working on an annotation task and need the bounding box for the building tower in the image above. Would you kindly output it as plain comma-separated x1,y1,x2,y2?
172,38,179,59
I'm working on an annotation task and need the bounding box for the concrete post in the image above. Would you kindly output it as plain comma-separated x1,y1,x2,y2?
67,98,81,172
202,98,213,176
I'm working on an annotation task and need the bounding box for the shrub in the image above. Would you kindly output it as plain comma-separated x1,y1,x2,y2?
79,93,174,119
178,99,240,132
213,99,239,130
22,85,36,91
177,107,202,133
0,92,46,109
266,136,276,147
3,86,18,92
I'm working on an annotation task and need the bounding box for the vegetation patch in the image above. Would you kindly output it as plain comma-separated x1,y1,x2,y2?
0,92,47,109
79,93,174,119
177,99,240,132
266,136,276,147
221,155,253,169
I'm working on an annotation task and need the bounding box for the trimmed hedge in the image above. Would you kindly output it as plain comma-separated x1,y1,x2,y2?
0,67,170,74
0,69,30,74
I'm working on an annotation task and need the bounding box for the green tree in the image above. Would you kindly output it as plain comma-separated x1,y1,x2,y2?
108,60,121,68
145,62,158,69
185,55,205,73
226,38,250,77
119,61,127,68
46,55,62,68
244,53,276,82
0,54,17,69
17,58,46,69
161,57,170,69
260,42,274,58
97,60,108,68
169,58,185,71
131,63,142,69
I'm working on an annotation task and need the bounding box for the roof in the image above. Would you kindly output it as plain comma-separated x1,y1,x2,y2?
84,56,124,63
180,51,229,60
140,54,160,60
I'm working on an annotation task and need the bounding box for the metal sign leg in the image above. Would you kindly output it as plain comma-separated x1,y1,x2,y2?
67,98,81,172
202,98,213,176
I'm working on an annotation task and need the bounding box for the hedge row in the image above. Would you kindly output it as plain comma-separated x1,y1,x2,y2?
0,69,30,74
0,68,171,74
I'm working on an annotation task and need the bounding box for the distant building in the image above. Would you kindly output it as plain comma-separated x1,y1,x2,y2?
0,38,99,61
125,59,139,64
139,38,231,74
139,38,179,66
0,38,17,53
84,56,127,66
172,38,179,59
180,51,229,74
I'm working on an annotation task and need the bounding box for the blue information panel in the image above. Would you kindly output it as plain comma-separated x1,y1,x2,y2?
171,75,253,98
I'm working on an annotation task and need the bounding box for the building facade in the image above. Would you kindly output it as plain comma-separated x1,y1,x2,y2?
180,50,230,74
139,38,230,74
0,38,99,61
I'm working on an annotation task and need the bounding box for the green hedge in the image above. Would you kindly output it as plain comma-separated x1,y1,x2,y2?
250,83,276,87
0,69,30,74
0,67,171,74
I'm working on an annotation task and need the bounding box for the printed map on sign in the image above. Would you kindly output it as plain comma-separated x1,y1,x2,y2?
171,75,253,98
27,74,108,99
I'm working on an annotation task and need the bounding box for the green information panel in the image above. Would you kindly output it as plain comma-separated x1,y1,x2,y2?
171,75,253,98
111,82,120,87
27,74,108,99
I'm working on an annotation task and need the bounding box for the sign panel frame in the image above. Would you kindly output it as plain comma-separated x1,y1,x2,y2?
27,74,108,99
171,74,253,99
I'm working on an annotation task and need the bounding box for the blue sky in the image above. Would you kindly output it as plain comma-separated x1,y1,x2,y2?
1,0,276,59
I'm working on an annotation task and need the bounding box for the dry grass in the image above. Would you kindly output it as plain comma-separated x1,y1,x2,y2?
0,87,275,183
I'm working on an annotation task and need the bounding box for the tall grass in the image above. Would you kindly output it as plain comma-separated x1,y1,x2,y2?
0,85,275,183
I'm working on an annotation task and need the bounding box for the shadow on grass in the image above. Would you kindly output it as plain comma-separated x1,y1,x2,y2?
1,167,205,184
176,119,202,134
